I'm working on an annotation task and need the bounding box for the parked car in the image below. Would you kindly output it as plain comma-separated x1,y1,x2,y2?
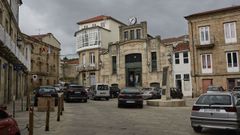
34,86,59,106
118,87,143,108
232,86,240,98
0,107,20,135
170,87,183,99
141,87,162,100
54,86,62,93
207,85,225,93
88,83,110,100
110,86,120,98
191,92,240,133
64,84,88,102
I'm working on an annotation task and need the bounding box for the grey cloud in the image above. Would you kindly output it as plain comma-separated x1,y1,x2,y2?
20,0,240,55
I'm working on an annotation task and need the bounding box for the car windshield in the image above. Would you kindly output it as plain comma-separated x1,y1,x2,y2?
97,85,108,90
208,87,222,91
69,85,84,89
233,87,240,91
39,87,56,93
121,88,140,94
196,95,231,105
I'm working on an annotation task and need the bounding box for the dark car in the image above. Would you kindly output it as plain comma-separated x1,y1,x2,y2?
207,85,225,93
170,87,183,99
142,87,162,99
0,107,20,135
110,86,120,98
118,87,143,108
34,86,59,106
64,84,88,102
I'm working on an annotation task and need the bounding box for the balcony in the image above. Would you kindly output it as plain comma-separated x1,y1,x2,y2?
0,25,30,71
76,63,98,72
195,38,215,49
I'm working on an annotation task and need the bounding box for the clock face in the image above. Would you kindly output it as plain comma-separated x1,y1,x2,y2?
129,17,137,25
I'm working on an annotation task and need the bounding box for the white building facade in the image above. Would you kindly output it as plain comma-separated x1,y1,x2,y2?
173,42,192,97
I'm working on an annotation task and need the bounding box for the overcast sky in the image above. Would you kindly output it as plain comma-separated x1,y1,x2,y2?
19,0,240,55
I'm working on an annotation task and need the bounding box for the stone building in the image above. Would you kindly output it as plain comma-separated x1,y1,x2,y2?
23,33,61,91
60,57,79,83
185,5,240,96
100,21,173,88
0,0,31,104
75,15,125,86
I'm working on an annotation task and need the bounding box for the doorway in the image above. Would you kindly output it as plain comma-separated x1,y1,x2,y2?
125,54,142,87
202,79,213,93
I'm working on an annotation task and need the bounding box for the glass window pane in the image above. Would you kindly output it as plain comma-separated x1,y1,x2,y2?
233,52,238,67
207,54,211,68
202,55,206,69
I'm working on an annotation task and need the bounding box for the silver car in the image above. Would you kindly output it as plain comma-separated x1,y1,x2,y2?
191,92,240,133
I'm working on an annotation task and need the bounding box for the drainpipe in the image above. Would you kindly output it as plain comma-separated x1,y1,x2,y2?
190,21,197,98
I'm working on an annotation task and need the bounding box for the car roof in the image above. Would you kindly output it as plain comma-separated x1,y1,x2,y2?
201,91,233,96
40,86,55,88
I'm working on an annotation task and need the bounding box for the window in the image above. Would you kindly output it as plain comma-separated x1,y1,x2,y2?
130,30,135,40
100,22,105,27
82,54,85,65
136,29,141,39
183,52,189,64
184,74,190,81
90,52,95,64
124,31,128,40
199,26,210,45
92,24,96,27
224,22,237,43
175,53,180,64
151,52,157,71
84,25,88,29
201,54,212,73
226,52,239,72
175,74,181,80
112,56,117,74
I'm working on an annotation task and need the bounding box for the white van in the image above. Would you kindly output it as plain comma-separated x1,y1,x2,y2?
88,83,110,100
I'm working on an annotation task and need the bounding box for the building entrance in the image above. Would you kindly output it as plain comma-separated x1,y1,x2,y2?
125,54,142,87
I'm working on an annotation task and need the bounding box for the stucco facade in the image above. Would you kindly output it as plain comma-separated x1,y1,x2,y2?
185,5,240,96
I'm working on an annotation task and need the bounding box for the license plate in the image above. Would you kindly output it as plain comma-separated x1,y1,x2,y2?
75,92,81,94
126,101,135,103
203,109,220,112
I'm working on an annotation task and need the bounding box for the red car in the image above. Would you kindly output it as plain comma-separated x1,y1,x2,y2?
0,107,20,135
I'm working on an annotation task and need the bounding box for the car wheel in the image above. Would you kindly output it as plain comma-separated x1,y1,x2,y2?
106,98,109,101
192,126,202,133
138,104,143,108
84,99,87,103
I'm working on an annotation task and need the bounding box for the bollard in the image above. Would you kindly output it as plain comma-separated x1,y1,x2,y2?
13,96,16,118
29,107,34,135
57,97,61,121
45,99,50,131
61,94,64,112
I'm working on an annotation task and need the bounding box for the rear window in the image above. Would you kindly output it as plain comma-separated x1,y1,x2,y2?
69,86,84,89
196,95,232,105
121,88,140,94
39,88,56,93
97,85,108,90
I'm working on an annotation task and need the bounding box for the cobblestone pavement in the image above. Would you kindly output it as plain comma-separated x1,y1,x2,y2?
7,97,239,135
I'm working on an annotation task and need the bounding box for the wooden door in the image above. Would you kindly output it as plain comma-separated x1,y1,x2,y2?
202,79,212,93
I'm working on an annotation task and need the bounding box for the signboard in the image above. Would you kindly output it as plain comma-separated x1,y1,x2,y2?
162,66,169,86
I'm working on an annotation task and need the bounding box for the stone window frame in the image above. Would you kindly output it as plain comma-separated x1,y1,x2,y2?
124,31,128,40
201,53,212,74
224,21,237,44
151,52,157,72
136,29,141,39
199,25,210,45
226,51,239,72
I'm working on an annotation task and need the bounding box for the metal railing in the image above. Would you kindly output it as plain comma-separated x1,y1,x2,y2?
76,63,98,72
0,25,30,71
